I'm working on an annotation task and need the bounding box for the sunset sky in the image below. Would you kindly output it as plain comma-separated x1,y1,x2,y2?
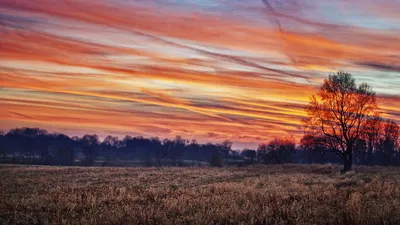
1,0,399,149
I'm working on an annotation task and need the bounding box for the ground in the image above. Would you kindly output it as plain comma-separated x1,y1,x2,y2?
1,164,400,225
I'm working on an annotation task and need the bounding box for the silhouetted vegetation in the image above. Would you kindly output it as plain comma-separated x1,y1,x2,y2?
0,121,398,168
257,137,296,164
0,127,239,167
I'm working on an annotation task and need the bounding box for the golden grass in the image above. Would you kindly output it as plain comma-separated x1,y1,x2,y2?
1,164,400,225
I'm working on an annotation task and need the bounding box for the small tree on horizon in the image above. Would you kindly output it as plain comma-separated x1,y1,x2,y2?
378,120,400,166
362,115,383,165
257,137,296,164
303,71,379,172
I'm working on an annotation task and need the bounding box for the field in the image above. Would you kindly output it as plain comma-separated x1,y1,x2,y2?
1,165,400,225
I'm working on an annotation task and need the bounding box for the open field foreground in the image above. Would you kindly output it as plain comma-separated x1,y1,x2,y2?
1,165,400,225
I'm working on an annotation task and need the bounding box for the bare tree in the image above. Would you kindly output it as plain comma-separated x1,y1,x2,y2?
379,120,400,165
362,116,383,165
257,143,268,164
304,71,379,172
101,136,120,165
221,140,233,159
299,134,328,164
258,137,296,164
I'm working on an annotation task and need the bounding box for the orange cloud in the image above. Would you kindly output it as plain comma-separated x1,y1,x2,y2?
0,0,399,148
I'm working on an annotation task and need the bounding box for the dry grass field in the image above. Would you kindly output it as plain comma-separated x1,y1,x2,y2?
1,164,400,225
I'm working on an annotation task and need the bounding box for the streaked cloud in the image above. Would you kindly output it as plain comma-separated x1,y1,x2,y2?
0,0,399,148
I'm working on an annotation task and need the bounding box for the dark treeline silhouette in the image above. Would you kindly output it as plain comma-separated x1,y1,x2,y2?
0,124,398,167
0,128,237,167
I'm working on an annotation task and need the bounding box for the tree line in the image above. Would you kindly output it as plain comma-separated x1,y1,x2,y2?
0,122,398,167
0,128,237,167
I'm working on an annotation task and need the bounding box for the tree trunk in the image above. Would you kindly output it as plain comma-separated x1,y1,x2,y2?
367,141,373,165
343,147,353,173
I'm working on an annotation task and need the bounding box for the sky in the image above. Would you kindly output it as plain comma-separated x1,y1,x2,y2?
0,0,399,149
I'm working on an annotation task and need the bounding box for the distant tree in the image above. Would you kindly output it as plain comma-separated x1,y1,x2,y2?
304,71,379,172
362,116,383,165
5,128,48,163
36,133,51,164
80,134,100,166
122,135,136,157
200,142,218,163
161,136,187,166
220,140,233,159
378,120,400,166
53,134,75,166
258,137,296,164
268,137,296,164
150,137,162,166
162,138,173,163
257,143,268,164
299,134,328,164
102,136,120,150
353,138,367,165
71,136,80,142
101,136,120,165
171,136,186,166
241,149,257,164
185,139,200,162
